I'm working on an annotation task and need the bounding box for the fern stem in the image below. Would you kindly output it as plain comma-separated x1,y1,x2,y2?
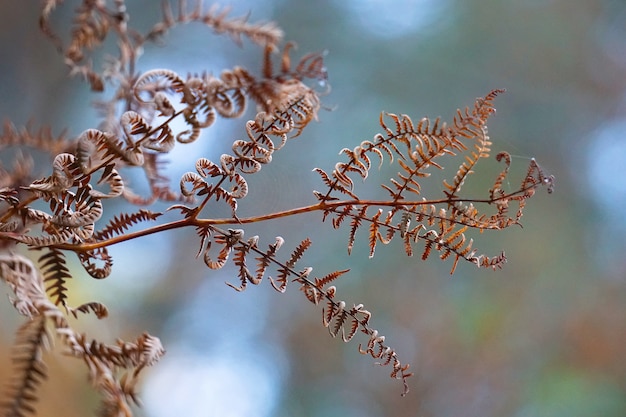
1,179,540,253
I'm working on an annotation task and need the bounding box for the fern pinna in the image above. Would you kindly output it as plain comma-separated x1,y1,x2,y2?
0,1,553,416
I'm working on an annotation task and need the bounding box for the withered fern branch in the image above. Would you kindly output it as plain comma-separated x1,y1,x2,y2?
0,1,553,416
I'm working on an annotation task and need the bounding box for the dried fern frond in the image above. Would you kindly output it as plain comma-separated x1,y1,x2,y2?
271,237,312,292
39,248,72,308
313,91,553,273
299,273,412,395
93,209,162,241
146,1,284,47
70,301,109,319
0,122,71,158
0,0,556,413
147,219,405,394
40,0,129,91
78,248,114,279
1,315,50,417
0,251,165,416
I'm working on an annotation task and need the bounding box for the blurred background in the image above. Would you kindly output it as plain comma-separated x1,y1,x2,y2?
1,1,626,416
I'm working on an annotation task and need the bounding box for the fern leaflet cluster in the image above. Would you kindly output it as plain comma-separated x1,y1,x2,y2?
315,89,553,273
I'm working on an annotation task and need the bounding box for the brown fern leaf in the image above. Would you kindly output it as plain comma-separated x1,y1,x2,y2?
125,332,167,371
1,315,49,417
39,0,64,51
313,168,358,200
78,248,113,279
70,301,109,319
320,111,461,203
7,228,74,249
90,163,124,199
179,171,215,199
286,238,312,269
312,287,411,395
39,248,72,307
443,97,502,199
327,204,354,228
520,158,555,196
293,269,327,300
293,48,329,84
316,163,361,202
268,88,321,137
414,203,438,227
489,152,512,201
444,140,493,202
227,235,260,291
96,383,135,417
368,209,384,258
449,153,554,232
194,226,213,258
271,238,312,292
68,332,164,416
206,72,248,119
254,236,284,284
452,89,503,139
337,147,371,181
39,0,119,91
413,219,482,273
358,329,413,396
398,210,413,238
449,200,491,230
421,234,435,261
146,1,284,47
298,269,347,305
475,251,507,270
419,221,503,272
439,225,469,273
440,90,504,200
343,304,370,342
321,299,371,342
203,229,244,270
66,4,109,60
132,70,233,148
13,180,104,244
325,300,348,337
0,153,35,198
347,206,368,255
133,69,186,104
27,153,83,197
77,129,144,169
225,121,275,174
0,254,44,319
28,0,557,408
179,158,243,217
238,44,324,127
93,209,162,241
49,185,103,230
269,41,328,84
212,187,239,217
120,110,152,138
19,184,104,245
382,117,459,202
0,187,19,206
313,269,351,292
122,111,175,154
0,122,70,159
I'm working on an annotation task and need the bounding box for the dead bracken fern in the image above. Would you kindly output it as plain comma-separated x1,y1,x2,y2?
0,1,554,416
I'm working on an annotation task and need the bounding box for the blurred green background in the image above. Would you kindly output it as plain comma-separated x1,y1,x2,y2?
1,1,625,416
